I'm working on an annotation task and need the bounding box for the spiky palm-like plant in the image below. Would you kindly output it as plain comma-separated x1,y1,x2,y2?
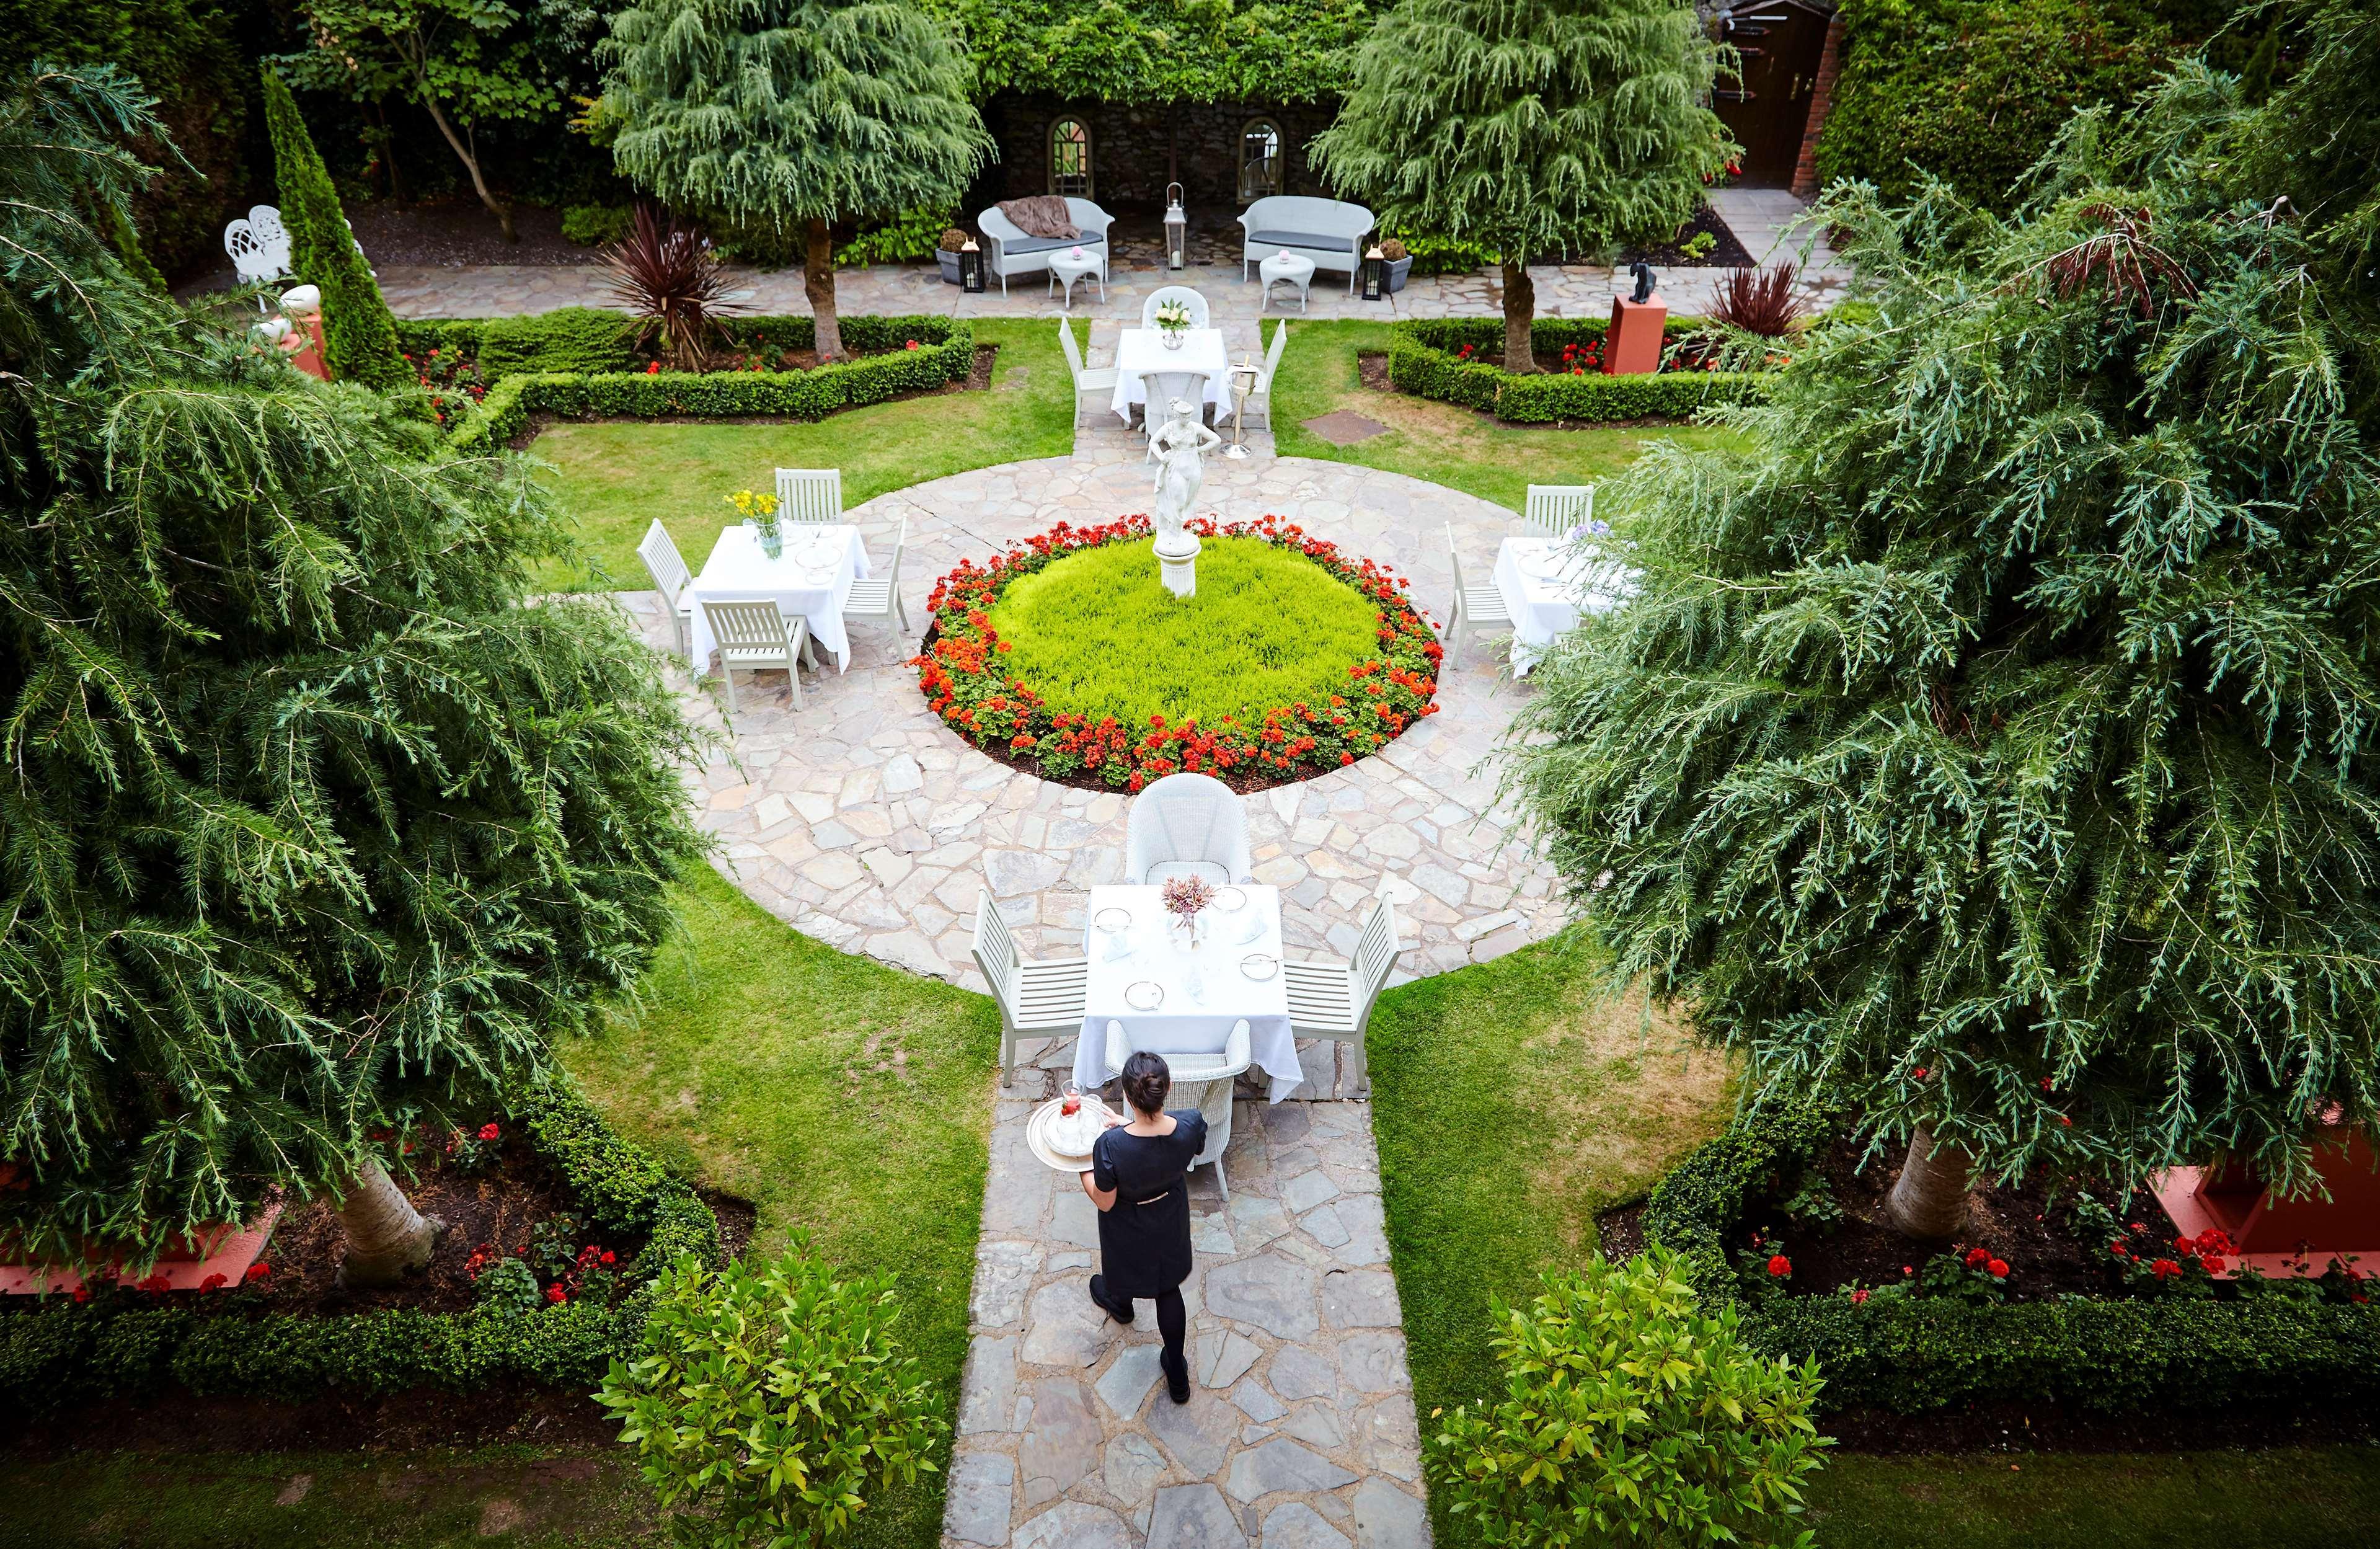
606,205,733,372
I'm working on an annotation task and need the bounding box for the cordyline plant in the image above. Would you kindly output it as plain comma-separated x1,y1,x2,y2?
915,515,1441,790
606,203,735,372
0,65,706,1279
1502,56,2380,1241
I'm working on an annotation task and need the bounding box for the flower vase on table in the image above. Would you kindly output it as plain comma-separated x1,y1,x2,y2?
727,487,784,560
1153,298,1193,350
1161,875,1216,949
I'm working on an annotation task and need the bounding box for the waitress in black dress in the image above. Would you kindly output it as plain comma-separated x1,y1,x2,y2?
1081,1050,1206,1404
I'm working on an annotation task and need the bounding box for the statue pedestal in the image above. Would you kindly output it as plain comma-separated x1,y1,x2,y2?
1156,533,1201,599
1604,295,1666,376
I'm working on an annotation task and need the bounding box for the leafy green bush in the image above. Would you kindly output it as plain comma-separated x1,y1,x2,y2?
474,1256,541,1316
836,206,957,267
599,1242,946,1549
1391,231,1501,275
1427,1248,1829,1549
562,203,634,247
1389,318,1771,422
479,307,639,381
258,68,408,389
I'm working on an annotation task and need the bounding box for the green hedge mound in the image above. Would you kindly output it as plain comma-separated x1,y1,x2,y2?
1387,317,1771,423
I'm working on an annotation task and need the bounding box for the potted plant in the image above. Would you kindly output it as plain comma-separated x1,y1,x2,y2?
936,228,970,286
1152,296,1194,349
1379,238,1413,295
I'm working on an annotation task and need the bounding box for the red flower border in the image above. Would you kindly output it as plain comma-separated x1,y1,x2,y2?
913,514,1443,791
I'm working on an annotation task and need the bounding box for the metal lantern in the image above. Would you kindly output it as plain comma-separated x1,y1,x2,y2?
958,238,986,294
1362,244,1386,302
1164,182,1188,272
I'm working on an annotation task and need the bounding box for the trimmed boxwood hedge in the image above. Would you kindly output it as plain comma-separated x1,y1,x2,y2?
443,314,976,449
1642,1108,2380,1415
0,1076,722,1407
1387,317,1772,424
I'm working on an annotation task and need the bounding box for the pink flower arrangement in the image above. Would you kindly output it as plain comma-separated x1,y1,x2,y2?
1161,876,1217,926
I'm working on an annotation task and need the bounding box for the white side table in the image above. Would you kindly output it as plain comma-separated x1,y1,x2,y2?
1260,252,1316,313
1047,250,1105,311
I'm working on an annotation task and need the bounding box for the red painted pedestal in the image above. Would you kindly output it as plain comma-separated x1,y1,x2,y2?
279,316,329,381
0,1202,282,1296
2153,1124,2380,1280
1604,296,1668,376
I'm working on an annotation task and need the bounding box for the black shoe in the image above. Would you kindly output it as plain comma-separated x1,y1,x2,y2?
1089,1275,1135,1325
1162,1351,1191,1405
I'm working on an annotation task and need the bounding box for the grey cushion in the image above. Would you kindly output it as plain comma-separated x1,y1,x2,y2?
997,233,1105,257
1249,229,1358,252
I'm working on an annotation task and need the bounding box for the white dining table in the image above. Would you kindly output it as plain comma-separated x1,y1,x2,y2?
1492,535,1637,675
686,523,870,672
1108,327,1231,424
1073,884,1304,1102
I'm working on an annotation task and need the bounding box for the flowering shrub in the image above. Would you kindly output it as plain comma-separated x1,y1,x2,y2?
404,347,487,428
443,1119,502,1175
914,515,1441,790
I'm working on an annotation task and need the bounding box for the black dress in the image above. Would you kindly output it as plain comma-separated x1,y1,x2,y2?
1089,1111,1208,1299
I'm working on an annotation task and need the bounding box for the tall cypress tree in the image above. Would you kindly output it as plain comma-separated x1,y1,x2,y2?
259,68,409,390
1311,0,1730,373
598,0,992,362
1503,61,2380,1238
0,63,706,1278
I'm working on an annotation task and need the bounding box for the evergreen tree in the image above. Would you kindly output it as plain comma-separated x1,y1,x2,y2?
0,64,706,1279
1310,0,1730,373
598,0,992,361
259,68,410,391
1503,68,2380,1238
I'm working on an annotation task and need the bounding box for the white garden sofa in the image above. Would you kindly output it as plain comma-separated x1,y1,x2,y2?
1238,195,1376,294
975,198,1115,295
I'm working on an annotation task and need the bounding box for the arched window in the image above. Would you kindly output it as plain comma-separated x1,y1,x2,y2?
1237,118,1283,202
1048,118,1093,199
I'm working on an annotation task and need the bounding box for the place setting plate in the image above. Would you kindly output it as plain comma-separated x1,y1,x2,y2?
1239,952,1279,982
1213,886,1247,912
1125,980,1165,1011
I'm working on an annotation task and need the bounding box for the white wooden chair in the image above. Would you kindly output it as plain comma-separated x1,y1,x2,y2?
1228,322,1290,433
1283,896,1402,1098
1125,771,1251,885
636,520,697,660
1524,484,1596,541
1058,320,1119,428
1446,522,1515,666
774,468,843,525
1104,1019,1250,1200
700,598,808,713
973,889,1089,1083
1140,285,1211,332
1139,370,1211,448
843,517,911,635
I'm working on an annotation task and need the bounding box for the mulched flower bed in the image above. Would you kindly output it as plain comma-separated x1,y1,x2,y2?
915,514,1442,794
1614,203,1756,270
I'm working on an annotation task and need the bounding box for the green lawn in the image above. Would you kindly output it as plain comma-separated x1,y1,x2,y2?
534,317,1074,592
1267,318,1735,510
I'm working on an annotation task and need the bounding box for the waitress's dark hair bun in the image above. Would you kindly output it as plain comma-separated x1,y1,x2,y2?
1120,1051,1172,1116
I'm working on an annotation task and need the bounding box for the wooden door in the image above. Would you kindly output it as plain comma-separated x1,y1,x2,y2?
1712,2,1830,189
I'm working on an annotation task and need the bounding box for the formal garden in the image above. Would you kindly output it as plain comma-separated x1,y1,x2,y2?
4,0,2380,1546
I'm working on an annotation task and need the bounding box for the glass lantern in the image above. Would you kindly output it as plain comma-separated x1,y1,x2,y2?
1164,183,1188,272
1362,244,1386,302
958,239,985,294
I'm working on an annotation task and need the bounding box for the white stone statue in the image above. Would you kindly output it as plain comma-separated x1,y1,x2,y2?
1149,397,1221,598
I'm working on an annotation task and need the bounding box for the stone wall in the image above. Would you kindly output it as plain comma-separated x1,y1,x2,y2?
1790,12,1848,200
980,95,1340,216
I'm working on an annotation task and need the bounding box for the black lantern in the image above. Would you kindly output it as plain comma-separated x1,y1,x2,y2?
1361,244,1386,302
1164,184,1188,272
959,238,986,293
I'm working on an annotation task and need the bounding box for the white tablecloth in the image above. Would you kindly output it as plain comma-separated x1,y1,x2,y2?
1492,535,1636,675
687,523,870,672
1074,884,1302,1101
1109,328,1231,423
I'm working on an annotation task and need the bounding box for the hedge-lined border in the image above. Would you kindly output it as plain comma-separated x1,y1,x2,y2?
0,1076,721,1407
1387,317,1772,424
1642,1109,2380,1416
434,314,977,450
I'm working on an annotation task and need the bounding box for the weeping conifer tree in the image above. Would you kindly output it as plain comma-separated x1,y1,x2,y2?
1503,51,2380,1239
0,64,706,1280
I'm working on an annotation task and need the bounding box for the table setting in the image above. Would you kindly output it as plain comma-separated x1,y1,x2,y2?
686,521,870,672
1492,530,1637,675
1110,326,1230,424
1068,879,1303,1101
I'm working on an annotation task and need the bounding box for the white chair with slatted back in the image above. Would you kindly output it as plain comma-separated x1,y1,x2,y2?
1104,1018,1250,1199
1141,285,1210,331
1059,320,1119,428
843,517,911,636
1445,523,1515,666
700,598,808,714
1283,895,1402,1098
774,468,843,525
1229,321,1290,432
1124,771,1250,884
636,520,697,660
972,889,1089,1083
1524,484,1595,541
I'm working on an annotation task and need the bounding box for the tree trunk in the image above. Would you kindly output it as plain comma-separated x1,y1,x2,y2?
337,1158,442,1287
1885,1127,1975,1241
418,93,515,242
373,101,408,204
806,218,844,362
1501,257,1537,373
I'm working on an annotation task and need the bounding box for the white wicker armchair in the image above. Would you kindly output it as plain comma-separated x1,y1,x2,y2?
1124,771,1252,885
1104,1018,1250,1199
976,198,1115,294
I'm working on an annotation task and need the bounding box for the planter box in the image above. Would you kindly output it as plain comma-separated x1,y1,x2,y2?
1385,255,1414,295
937,251,963,285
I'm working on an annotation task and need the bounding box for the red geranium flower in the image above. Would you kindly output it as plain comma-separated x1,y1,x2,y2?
1766,1254,1791,1279
2150,1258,2182,1279
1986,1258,2009,1278
645,361,661,374
1964,1247,1990,1269
245,1261,272,1280
477,1122,500,1142
1849,1288,1870,1305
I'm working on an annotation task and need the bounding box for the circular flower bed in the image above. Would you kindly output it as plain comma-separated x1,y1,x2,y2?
915,515,1441,791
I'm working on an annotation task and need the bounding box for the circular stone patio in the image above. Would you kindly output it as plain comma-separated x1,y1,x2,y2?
622,443,1570,1015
